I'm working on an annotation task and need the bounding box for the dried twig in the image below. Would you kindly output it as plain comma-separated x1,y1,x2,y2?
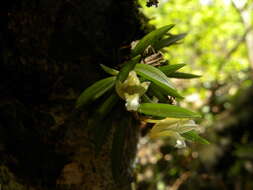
170,171,191,190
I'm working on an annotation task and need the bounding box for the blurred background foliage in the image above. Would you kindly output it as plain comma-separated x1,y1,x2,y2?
135,0,253,189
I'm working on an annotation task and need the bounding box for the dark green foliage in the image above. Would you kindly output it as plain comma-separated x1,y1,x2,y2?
76,76,116,108
117,55,141,82
148,83,169,103
131,24,175,57
111,115,130,182
100,64,119,76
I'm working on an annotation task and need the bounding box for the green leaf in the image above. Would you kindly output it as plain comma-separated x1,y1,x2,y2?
117,55,141,82
100,64,119,75
182,130,210,144
111,115,132,182
138,103,201,118
97,92,119,117
154,33,187,50
135,63,183,99
148,83,168,102
158,64,186,75
76,76,116,108
91,93,119,154
141,94,154,103
131,24,175,57
168,72,201,79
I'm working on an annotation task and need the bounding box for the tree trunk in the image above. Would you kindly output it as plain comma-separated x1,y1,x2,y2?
0,0,143,189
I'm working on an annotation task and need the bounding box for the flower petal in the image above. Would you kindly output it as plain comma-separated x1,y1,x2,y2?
149,130,180,139
175,139,186,148
125,93,140,111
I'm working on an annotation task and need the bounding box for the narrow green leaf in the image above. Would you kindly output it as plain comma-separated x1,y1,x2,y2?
158,64,186,75
92,93,119,154
154,33,187,50
117,55,141,82
135,63,183,99
168,72,201,79
111,115,130,182
100,64,119,75
76,76,116,108
97,92,119,117
131,24,175,57
138,103,201,118
148,83,168,102
182,130,210,144
142,94,154,103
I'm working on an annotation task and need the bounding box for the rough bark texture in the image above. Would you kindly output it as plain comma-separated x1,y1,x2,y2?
0,0,144,189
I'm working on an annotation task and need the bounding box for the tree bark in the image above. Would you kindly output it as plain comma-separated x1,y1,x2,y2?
0,0,143,189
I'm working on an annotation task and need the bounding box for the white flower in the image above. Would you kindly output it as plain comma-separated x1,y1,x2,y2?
148,118,200,148
116,71,150,111
175,139,186,148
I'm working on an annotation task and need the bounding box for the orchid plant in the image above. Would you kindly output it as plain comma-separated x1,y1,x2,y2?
76,25,209,179
76,25,209,148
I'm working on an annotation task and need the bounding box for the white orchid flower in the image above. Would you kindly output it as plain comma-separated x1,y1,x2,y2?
116,71,150,111
148,118,200,148
124,93,140,111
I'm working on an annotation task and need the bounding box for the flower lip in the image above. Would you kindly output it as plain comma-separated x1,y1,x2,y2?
125,93,140,111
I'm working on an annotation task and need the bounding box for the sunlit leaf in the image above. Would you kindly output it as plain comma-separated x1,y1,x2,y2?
150,119,198,134
135,63,183,99
100,64,119,75
149,130,181,140
168,72,201,79
76,76,116,108
131,24,175,57
182,130,210,145
158,64,186,75
138,103,201,118
154,33,187,50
